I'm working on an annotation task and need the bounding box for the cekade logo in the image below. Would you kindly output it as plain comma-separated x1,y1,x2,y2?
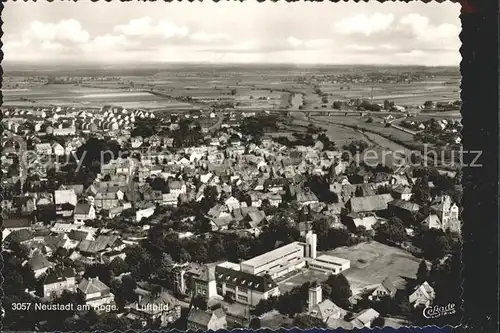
423,303,456,319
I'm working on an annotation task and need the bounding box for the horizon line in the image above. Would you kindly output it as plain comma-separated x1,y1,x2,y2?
2,60,460,69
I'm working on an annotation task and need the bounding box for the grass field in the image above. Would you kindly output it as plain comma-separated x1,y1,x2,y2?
323,241,421,294
2,84,195,109
319,78,460,106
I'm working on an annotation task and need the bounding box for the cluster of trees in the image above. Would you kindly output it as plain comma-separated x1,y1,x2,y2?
358,100,382,112
312,218,359,251
411,166,462,207
252,275,352,319
123,213,304,281
274,131,337,150
131,119,160,138
322,274,353,309
373,217,408,245
239,115,279,143
171,119,204,148
252,281,316,317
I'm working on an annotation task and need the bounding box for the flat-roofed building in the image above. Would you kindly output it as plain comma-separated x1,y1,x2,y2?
240,242,307,279
308,255,351,275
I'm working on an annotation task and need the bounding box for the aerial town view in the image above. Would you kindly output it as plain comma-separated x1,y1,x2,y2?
1,1,463,331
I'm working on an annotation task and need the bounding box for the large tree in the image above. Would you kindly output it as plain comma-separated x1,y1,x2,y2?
324,273,352,309
416,260,430,284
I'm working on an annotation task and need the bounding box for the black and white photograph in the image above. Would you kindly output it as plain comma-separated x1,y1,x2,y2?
1,1,467,331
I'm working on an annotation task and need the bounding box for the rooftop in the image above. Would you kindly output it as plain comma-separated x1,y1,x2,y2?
241,241,304,269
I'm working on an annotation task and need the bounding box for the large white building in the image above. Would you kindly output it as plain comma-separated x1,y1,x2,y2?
239,231,317,279
308,255,351,275
196,231,349,307
215,262,280,306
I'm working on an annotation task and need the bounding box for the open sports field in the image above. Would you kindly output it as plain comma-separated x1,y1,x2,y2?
323,241,421,294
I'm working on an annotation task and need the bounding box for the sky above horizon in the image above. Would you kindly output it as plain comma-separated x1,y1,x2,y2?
3,1,461,66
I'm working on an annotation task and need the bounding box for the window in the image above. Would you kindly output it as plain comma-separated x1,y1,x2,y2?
238,287,248,294
237,295,248,302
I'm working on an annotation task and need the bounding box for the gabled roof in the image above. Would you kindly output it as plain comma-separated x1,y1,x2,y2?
44,266,76,285
74,203,92,215
27,251,54,271
421,214,441,227
350,308,379,328
187,309,213,326
380,276,397,295
215,265,278,292
389,199,420,212
2,216,32,229
349,194,393,213
78,277,110,294
411,281,435,301
313,299,346,320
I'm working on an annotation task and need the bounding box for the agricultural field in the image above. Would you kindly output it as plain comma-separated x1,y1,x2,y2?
291,118,369,146
1,84,195,109
324,241,421,294
319,77,460,107
313,115,415,144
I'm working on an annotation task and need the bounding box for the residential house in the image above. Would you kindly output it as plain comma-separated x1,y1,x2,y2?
187,308,227,331
136,204,156,222
12,196,36,215
225,196,240,212
54,189,78,207
308,286,347,323
26,251,55,278
2,216,32,241
131,137,143,148
348,194,393,214
266,193,282,207
409,281,436,308
370,276,398,301
168,180,187,195
388,199,420,220
52,142,65,156
77,277,115,309
349,308,380,329
210,215,232,231
35,143,52,155
74,203,96,224
296,191,319,207
41,266,76,299
343,215,378,231
392,185,412,201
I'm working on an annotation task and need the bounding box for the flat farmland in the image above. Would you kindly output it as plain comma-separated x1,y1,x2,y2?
319,77,460,106
2,84,194,109
291,118,368,146
313,115,416,144
323,241,421,294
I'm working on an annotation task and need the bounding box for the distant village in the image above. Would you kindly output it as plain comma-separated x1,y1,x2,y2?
2,104,462,331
